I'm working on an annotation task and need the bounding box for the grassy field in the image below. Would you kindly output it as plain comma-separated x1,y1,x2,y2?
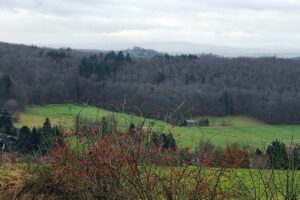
15,104,300,150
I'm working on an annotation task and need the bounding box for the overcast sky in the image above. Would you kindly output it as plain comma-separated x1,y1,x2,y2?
1,0,300,53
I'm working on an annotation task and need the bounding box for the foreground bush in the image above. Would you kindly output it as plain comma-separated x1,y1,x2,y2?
43,130,248,199
2,126,300,199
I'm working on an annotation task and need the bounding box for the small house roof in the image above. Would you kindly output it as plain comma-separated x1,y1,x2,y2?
186,120,197,123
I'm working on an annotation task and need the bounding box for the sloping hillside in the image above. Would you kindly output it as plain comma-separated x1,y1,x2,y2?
15,104,300,149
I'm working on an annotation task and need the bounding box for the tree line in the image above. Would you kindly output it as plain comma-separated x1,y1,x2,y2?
1,42,300,123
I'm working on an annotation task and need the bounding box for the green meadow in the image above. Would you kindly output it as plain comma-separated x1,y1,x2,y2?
15,104,300,150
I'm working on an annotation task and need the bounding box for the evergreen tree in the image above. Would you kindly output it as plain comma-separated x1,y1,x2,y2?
160,133,176,149
31,127,41,151
125,53,131,62
205,119,210,126
128,123,136,136
255,148,263,156
0,109,14,135
42,118,52,135
117,51,125,63
160,133,168,148
78,57,93,78
18,126,32,152
267,140,288,169
168,133,176,149
166,133,176,149
40,118,54,154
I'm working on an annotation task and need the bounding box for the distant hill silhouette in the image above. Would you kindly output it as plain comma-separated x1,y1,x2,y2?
122,46,161,57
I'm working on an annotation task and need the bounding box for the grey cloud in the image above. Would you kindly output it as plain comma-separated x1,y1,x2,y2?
1,0,300,52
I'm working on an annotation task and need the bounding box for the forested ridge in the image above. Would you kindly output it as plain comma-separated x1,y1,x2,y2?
1,41,300,124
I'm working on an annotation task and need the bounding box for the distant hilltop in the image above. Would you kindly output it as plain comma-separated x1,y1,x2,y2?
1,41,300,58
122,46,161,57
76,46,161,58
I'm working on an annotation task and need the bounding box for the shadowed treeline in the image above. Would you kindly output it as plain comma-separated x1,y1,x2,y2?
1,42,300,124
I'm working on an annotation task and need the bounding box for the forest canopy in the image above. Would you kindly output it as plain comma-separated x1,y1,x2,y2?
1,42,300,124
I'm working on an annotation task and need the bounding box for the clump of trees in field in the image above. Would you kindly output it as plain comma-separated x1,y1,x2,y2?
0,109,62,154
150,132,177,149
18,118,62,154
